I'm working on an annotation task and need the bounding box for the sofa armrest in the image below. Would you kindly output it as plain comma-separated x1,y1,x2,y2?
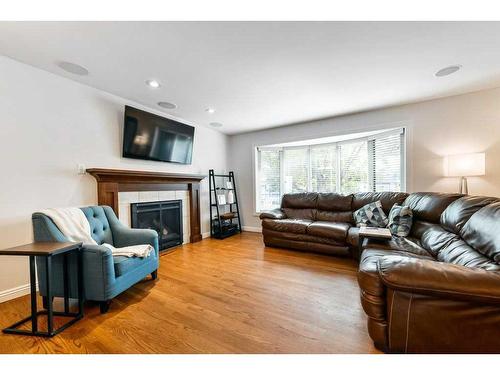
378,256,500,305
259,209,286,220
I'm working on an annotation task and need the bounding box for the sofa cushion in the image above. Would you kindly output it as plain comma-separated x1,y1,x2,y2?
315,210,354,223
420,226,460,257
261,218,312,234
403,192,463,224
461,202,500,263
436,238,500,271
353,200,389,228
282,208,316,220
441,196,499,234
262,228,345,247
307,221,350,241
352,192,408,213
362,237,432,258
113,255,152,277
317,193,352,211
281,192,318,209
388,204,413,237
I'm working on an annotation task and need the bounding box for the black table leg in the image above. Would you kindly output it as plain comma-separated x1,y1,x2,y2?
46,256,53,335
63,253,69,314
77,249,84,317
29,256,37,333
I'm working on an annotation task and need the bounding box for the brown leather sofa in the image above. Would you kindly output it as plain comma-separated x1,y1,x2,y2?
260,191,500,353
260,192,408,257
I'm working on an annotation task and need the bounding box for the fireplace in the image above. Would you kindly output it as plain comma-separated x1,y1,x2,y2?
131,200,183,251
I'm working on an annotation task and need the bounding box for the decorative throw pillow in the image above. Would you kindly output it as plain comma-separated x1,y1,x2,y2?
388,204,413,237
353,200,389,228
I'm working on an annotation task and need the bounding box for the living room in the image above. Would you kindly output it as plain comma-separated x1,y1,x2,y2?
1,0,499,371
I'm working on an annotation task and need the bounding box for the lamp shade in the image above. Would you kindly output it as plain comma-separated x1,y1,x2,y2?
445,152,485,177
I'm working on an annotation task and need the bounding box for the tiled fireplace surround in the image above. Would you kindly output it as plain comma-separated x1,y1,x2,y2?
118,190,191,244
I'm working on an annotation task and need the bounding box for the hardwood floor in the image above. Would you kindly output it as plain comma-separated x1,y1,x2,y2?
0,232,378,353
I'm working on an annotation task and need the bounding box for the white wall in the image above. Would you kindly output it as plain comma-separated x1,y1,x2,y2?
229,87,500,229
0,55,227,301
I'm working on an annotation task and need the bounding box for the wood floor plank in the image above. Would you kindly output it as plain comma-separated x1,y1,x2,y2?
0,232,378,353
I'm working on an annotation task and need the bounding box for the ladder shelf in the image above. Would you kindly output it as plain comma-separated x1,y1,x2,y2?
209,169,242,239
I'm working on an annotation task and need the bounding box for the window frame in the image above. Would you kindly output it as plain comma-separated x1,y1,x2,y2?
253,127,407,214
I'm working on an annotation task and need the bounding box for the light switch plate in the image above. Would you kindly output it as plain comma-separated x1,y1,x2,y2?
77,164,86,175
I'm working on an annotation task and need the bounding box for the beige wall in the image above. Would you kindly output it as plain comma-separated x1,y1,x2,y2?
0,56,228,301
229,87,500,229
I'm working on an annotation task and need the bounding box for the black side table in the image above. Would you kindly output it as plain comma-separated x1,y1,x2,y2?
0,241,84,337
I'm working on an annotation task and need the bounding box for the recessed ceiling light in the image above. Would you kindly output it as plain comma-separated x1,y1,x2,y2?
146,79,161,88
57,61,89,76
435,65,462,77
158,101,177,109
205,108,216,114
209,122,223,128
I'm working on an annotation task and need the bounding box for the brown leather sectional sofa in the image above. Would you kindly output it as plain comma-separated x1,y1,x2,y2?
259,191,500,353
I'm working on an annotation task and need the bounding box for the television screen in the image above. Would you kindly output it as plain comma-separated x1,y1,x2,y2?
123,106,194,164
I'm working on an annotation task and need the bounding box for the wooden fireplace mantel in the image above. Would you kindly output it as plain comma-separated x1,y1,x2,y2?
87,168,206,243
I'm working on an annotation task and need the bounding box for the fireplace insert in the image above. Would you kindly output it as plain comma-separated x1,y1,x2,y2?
131,200,183,251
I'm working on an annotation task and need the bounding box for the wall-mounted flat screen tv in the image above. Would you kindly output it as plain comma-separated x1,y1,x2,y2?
123,106,194,164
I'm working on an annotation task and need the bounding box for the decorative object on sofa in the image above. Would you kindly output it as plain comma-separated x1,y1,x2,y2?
32,206,159,314
0,242,84,337
387,204,413,237
444,152,485,194
353,200,389,228
209,169,242,239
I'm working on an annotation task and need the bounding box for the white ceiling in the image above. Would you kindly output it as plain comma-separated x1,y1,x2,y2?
1,22,500,135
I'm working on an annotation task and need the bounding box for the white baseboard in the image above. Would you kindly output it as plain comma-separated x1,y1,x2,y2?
201,227,262,238
242,226,262,233
0,283,38,304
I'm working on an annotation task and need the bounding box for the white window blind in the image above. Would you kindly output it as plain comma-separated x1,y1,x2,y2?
255,128,405,211
257,149,281,211
370,131,403,192
339,140,369,194
311,145,337,193
283,148,309,194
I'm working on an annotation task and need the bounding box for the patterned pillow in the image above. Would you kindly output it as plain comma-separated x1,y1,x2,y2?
388,204,413,237
353,200,389,228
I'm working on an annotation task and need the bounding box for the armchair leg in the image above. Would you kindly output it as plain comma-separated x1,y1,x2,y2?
151,270,158,280
99,300,112,314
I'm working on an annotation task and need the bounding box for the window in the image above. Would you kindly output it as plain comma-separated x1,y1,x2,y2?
257,149,281,211
255,128,405,212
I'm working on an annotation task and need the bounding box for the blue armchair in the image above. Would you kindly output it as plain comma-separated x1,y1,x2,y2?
32,206,159,313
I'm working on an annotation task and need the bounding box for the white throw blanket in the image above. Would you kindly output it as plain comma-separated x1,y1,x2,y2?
40,207,153,258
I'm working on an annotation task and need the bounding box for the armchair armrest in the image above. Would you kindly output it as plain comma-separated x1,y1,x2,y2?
80,244,115,301
102,206,159,252
259,209,286,220
378,256,500,305
112,225,159,251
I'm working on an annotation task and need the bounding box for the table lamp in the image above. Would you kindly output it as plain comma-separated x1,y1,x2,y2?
444,152,485,194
